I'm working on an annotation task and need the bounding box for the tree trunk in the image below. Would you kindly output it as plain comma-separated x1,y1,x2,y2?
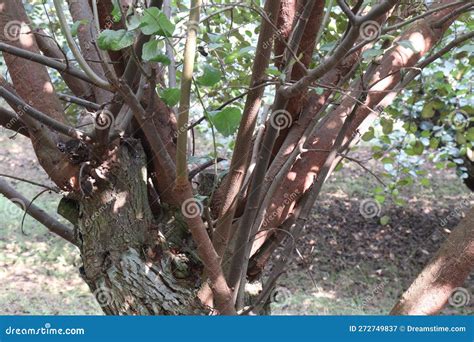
75,141,207,315
390,207,474,315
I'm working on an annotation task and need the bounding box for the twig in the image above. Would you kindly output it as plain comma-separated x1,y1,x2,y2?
0,178,76,245
0,86,91,141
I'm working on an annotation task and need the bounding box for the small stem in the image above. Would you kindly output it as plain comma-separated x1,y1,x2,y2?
176,0,202,187
52,0,111,90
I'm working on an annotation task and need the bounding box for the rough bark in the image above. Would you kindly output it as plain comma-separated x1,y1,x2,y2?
77,142,207,314
390,207,474,315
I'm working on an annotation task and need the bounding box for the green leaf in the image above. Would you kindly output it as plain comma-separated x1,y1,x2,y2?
466,127,474,141
140,7,174,37
127,14,142,30
208,107,242,136
97,29,134,51
412,140,424,155
159,87,180,107
380,117,393,135
71,19,89,37
429,138,440,149
380,216,390,225
362,127,375,141
375,194,385,204
420,178,431,187
111,0,122,22
421,102,435,119
197,65,221,87
142,40,170,64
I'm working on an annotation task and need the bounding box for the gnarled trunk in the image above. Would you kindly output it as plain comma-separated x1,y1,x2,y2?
75,143,207,315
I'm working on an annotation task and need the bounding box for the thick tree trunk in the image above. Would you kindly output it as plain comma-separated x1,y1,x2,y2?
75,142,207,315
390,207,474,315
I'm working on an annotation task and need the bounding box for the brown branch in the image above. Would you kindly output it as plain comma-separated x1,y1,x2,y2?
0,42,110,90
0,86,91,141
212,0,281,259
282,0,400,98
116,80,235,315
0,106,29,137
0,178,76,245
34,29,96,102
176,0,202,187
226,0,317,309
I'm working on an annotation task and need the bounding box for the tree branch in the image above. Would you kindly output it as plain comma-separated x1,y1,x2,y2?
0,178,76,245
0,42,110,90
176,0,202,187
212,0,281,259
52,0,112,90
0,86,91,141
